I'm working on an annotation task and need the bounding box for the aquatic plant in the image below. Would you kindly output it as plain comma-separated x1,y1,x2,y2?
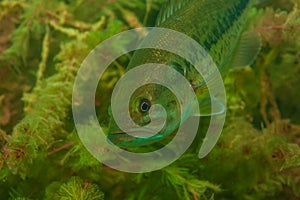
0,0,299,199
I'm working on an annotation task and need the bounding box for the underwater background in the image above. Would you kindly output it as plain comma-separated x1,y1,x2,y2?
0,0,299,199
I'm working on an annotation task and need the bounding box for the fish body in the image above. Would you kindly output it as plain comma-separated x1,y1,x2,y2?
126,0,256,80
107,0,260,147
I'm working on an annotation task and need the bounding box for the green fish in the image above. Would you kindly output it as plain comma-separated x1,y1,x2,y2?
107,0,261,147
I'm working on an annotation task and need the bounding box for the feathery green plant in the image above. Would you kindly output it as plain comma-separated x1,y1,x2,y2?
0,0,299,199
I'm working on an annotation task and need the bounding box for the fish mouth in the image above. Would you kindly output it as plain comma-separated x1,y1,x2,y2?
107,128,164,148
107,118,167,147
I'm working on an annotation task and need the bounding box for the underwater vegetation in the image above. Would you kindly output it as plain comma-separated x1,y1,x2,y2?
0,0,299,199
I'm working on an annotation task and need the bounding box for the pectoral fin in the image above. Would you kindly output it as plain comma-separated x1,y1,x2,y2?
194,96,226,116
231,31,262,69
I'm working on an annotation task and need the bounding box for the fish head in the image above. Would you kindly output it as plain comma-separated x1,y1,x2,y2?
107,83,182,148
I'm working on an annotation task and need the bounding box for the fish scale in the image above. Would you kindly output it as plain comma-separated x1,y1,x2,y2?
126,0,255,89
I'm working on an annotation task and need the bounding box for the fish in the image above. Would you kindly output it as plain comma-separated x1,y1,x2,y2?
107,0,261,148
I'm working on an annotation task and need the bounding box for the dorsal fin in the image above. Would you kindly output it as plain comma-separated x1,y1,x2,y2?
155,0,191,26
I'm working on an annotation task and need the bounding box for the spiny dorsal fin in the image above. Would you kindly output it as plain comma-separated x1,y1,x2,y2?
231,31,262,69
155,0,191,26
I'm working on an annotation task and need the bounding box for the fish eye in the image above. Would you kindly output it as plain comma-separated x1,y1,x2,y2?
139,99,151,113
